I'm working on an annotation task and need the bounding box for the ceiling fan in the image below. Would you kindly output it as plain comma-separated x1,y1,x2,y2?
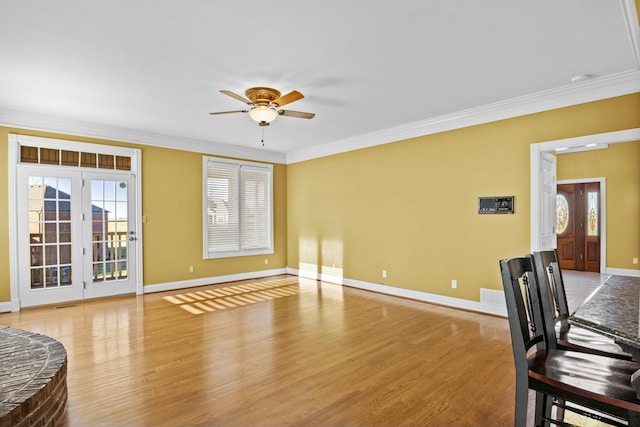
210,87,315,126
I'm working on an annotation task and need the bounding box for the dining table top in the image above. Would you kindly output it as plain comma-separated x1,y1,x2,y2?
569,274,640,352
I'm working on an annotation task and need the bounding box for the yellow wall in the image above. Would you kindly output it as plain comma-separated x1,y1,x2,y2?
0,128,288,302
1,93,639,305
557,140,640,270
287,93,640,301
139,143,287,284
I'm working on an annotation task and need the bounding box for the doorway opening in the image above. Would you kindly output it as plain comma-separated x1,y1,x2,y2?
531,127,640,274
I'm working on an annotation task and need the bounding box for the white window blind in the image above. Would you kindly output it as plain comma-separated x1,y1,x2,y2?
203,157,273,259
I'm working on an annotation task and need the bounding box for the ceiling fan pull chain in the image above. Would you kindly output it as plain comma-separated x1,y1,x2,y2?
261,126,265,147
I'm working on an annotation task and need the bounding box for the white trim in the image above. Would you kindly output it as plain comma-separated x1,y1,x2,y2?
319,273,344,285
0,107,287,165
11,133,140,156
557,178,607,273
143,268,287,294
1,72,638,167
286,268,506,317
0,301,13,314
0,301,20,313
8,136,19,311
344,279,506,317
606,268,640,277
621,0,640,69
287,70,640,164
8,134,144,309
530,143,543,251
134,152,144,295
536,128,640,152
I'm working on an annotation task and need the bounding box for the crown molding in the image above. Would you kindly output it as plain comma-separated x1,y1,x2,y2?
621,0,640,69
2,69,638,166
286,69,640,164
0,108,288,164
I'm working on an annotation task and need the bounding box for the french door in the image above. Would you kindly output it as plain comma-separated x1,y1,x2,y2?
82,172,137,299
17,168,137,307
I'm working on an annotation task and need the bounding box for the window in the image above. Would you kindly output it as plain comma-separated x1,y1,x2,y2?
203,157,273,259
556,194,569,235
20,145,131,170
587,191,598,236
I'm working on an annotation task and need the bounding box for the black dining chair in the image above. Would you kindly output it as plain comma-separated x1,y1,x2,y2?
533,249,632,361
500,255,640,426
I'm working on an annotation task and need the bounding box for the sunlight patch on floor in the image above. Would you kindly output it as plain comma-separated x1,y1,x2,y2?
163,278,300,314
564,410,612,427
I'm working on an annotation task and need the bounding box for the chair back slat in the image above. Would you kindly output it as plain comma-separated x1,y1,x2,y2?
533,250,571,331
500,256,547,361
547,261,571,329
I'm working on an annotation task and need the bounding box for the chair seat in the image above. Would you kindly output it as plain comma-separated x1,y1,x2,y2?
558,325,633,360
528,349,640,417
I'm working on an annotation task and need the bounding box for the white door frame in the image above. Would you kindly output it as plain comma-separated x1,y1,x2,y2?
530,128,640,273
8,134,143,311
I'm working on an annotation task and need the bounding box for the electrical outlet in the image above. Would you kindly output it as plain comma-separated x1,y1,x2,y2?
382,270,387,278
265,259,269,265
634,258,638,265
451,279,457,289
188,265,194,273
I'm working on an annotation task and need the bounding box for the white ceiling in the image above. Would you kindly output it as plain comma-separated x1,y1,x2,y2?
1,1,639,163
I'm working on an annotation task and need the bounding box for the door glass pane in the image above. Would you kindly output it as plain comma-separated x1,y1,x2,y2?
556,194,569,235
587,192,598,236
91,179,128,283
28,176,73,289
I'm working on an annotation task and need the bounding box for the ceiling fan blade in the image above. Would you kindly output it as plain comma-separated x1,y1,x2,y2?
220,90,252,105
272,90,304,107
278,110,315,119
209,110,249,115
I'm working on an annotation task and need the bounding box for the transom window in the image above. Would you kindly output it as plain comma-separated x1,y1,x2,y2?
20,145,131,170
203,157,273,259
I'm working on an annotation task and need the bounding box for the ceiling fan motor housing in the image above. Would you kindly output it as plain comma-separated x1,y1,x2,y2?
245,87,281,106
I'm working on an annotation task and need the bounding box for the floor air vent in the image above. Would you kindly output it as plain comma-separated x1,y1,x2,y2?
480,288,506,306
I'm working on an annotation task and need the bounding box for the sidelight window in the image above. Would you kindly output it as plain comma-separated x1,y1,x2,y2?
587,192,598,236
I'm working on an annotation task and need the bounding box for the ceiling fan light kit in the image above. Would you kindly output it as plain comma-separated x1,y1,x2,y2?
210,86,315,127
249,105,278,125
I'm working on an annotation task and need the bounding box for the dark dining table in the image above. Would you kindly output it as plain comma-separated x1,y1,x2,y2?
569,275,640,396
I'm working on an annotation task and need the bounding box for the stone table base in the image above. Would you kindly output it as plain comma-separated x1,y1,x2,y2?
0,326,67,427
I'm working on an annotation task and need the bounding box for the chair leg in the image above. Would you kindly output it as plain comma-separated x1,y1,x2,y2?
555,398,565,423
534,392,553,426
514,380,529,426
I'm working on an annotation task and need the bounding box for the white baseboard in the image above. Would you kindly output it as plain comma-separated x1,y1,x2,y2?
144,268,288,294
287,268,507,317
0,300,20,313
606,268,640,277
0,301,12,313
343,279,507,317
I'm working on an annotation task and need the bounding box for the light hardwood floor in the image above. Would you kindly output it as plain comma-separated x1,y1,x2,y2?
0,272,613,426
